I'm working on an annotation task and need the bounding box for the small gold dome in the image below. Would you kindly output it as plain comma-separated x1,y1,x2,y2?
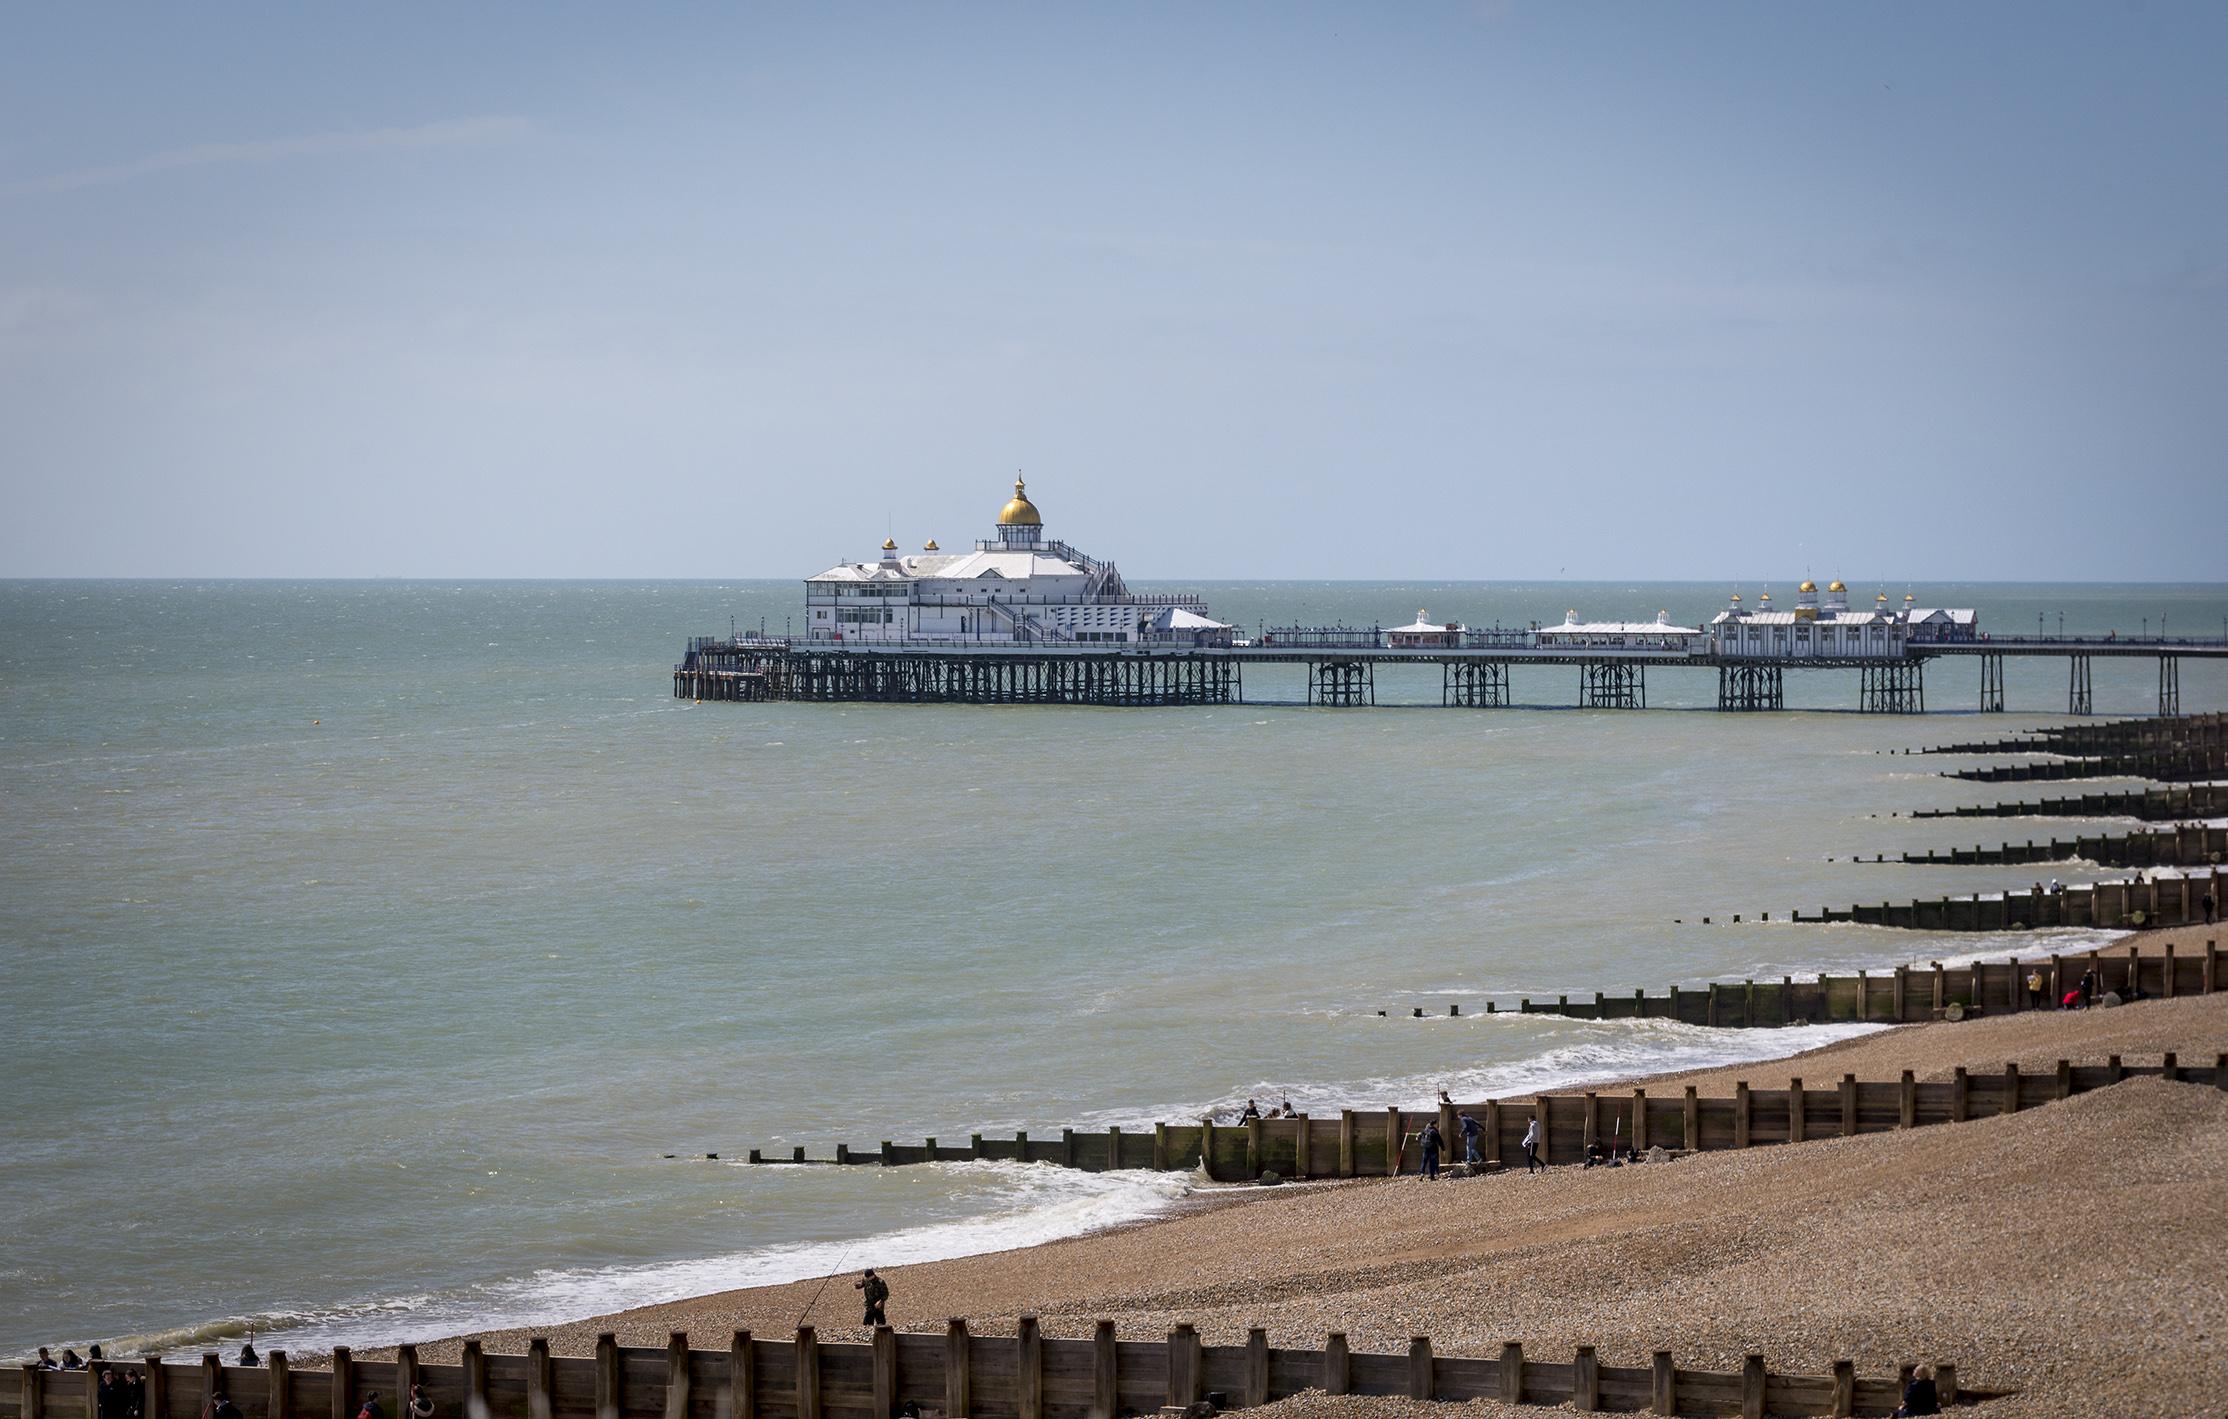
1876,591,1889,602
1827,579,1846,593
881,537,898,551
1759,591,1772,601
923,539,940,551
1904,592,1916,602
997,476,1042,527
1730,593,1743,603
1799,579,1818,593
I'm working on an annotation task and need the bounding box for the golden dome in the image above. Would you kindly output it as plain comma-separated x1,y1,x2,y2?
1730,593,1743,603
923,539,940,551
1876,591,1889,602
997,476,1042,527
1759,591,1772,601
1827,580,1846,593
881,537,898,551
1799,579,1818,594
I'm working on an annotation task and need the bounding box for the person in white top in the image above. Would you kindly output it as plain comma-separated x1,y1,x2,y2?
1522,1116,1546,1173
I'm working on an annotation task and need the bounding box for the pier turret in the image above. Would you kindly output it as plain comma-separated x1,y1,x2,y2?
993,476,1044,549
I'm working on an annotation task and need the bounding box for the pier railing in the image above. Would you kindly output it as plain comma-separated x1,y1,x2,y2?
4,1326,1990,1419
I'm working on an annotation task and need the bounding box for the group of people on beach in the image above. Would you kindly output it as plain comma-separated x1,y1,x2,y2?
1236,1098,1299,1120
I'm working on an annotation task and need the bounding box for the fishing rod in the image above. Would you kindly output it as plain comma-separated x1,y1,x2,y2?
795,1237,861,1330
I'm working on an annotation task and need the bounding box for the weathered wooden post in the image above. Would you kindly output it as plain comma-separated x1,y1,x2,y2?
510,1338,546,1419
460,1343,488,1419
1631,1089,1648,1151
1324,1334,1350,1397
331,1348,353,1419
1840,1074,1858,1136
21,1366,43,1419
1092,1321,1118,1419
1682,1086,1699,1150
2057,1058,2073,1100
1293,1113,1311,1178
1406,1338,1431,1402
1244,1117,1262,1178
1733,1081,1751,1148
1152,1122,1168,1171
729,1331,756,1419
595,1334,620,1419
2206,941,2219,995
1338,1110,1355,1177
2004,1061,2022,1111
1016,1317,1042,1419
1931,962,1945,1014
2216,1053,2228,1092
143,1357,165,1419
1199,1120,1216,1182
1829,1360,1854,1418
793,1329,819,1419
1899,1070,1916,1128
1582,1093,1599,1151
1650,1351,1675,1415
1106,1125,1122,1171
1937,1363,1958,1404
1950,1067,1969,1122
664,1333,691,1419
1893,965,1908,1021
1787,1078,1804,1144
970,1133,984,1160
269,1352,292,1419
1572,1346,1598,1412
1384,1107,1402,1176
1497,1342,1524,1404
1167,1324,1200,1408
2162,1052,2179,1083
201,1353,222,1418
945,1319,971,1419
871,1328,896,1419
1482,1100,1501,1167
2164,943,2177,999
1245,1330,1269,1409
1740,1354,1766,1419
395,1346,422,1419
1014,1131,1029,1162
1061,1129,1077,1169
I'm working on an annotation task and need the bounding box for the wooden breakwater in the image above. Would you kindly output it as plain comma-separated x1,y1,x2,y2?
1945,747,2227,783
1910,782,2228,821
759,1042,2221,1182
1795,864,2223,931
1892,822,2228,868
0,1329,1983,1419
1921,710,2228,757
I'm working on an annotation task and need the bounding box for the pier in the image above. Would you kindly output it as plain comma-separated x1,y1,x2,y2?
675,633,2228,713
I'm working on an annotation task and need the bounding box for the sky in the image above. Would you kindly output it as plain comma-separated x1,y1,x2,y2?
2,3,2224,581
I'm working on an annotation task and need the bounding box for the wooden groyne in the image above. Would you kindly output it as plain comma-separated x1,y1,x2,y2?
1921,710,2228,757
1891,822,2228,868
1798,865,2222,930
1945,747,2228,783
756,1049,2219,1185
1910,782,2228,821
0,1328,1983,1419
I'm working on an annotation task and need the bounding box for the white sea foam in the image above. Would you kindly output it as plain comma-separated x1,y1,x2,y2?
154,1164,1195,1359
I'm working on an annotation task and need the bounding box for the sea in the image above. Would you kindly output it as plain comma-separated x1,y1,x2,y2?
4,579,2225,1361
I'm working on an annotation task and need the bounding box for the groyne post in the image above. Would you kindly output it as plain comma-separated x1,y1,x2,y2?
1829,1360,1855,1418
1741,1353,1766,1419
1405,1337,1431,1402
1651,1352,1675,1415
331,1348,352,1419
1293,1113,1311,1177
1733,1081,1750,1148
1246,1330,1270,1409
1383,1107,1401,1176
461,1344,485,1419
1572,1345,1597,1412
1016,1317,1042,1419
398,1347,421,1419
1682,1087,1699,1149
528,1340,553,1419
1631,1089,1648,1152
1092,1321,1118,1419
1481,1101,1500,1167
1951,1068,1969,1123
944,1320,970,1419
202,1353,222,1417
1167,1324,1201,1407
595,1334,619,1419
662,1335,689,1419
730,1332,755,1419
1337,1110,1355,1177
793,1329,818,1419
1840,1074,1858,1136
1788,1079,1804,1143
1323,1333,1350,1397
1199,1121,1216,1181
269,1353,290,1419
1899,1071,1916,1129
142,1358,163,1419
871,1328,896,1419
2006,1062,2023,1111
1152,1123,1167,1171
1497,1343,1524,1404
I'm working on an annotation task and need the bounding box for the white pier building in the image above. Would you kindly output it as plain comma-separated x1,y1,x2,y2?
1708,581,1976,659
803,478,1215,645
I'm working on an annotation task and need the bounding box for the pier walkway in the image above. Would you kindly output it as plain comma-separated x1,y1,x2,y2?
675,633,2228,713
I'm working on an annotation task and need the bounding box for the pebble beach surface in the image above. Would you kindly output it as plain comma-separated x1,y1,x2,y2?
396,978,2228,1416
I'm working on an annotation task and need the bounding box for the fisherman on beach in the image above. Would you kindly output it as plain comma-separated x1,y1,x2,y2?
1458,1111,1482,1165
855,1267,890,1326
1416,1120,1443,1180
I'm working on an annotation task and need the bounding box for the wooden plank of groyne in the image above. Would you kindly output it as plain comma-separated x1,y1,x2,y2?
268,1354,290,1419
1167,1325,1200,1408
1740,1353,1766,1419
727,1334,753,1419
1829,1359,1854,1417
1951,1067,1969,1122
1089,1322,1117,1419
1682,1087,1698,1149
1787,1079,1804,1144
1733,1082,1750,1148
1900,1071,1917,1128
1650,1352,1673,1416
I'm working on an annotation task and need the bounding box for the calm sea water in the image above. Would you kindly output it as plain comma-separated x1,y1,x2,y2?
4,579,2224,1360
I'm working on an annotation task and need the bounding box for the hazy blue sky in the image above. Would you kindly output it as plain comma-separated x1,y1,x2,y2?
3,4,2224,580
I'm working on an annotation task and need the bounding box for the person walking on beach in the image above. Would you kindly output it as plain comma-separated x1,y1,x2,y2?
2024,968,2043,1010
353,1390,383,1419
856,1268,890,1326
1416,1120,1443,1180
2205,890,2217,926
1458,1111,1482,1166
1521,1116,1545,1173
407,1386,434,1419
